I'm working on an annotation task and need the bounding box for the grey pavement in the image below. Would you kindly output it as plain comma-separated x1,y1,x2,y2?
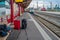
17,12,44,40
7,12,59,40
7,12,44,40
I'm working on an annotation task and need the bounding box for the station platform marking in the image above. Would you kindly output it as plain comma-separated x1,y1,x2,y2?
28,13,52,40
27,19,33,21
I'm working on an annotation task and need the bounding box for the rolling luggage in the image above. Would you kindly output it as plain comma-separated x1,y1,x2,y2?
21,19,27,29
14,20,20,30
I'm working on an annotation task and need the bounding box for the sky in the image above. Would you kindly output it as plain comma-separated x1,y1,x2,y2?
28,0,60,8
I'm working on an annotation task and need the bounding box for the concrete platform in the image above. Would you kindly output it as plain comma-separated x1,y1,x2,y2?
6,12,59,40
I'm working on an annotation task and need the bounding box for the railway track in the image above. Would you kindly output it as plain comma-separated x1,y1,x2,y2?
38,13,60,20
32,14,60,38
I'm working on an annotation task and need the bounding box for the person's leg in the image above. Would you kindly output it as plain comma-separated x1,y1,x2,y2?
6,26,11,32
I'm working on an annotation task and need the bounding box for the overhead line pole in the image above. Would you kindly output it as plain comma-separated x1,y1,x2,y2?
37,1,38,9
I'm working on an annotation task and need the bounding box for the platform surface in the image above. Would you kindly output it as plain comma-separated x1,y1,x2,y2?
6,12,59,40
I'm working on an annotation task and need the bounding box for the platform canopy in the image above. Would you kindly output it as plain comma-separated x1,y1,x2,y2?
15,0,23,3
5,0,32,8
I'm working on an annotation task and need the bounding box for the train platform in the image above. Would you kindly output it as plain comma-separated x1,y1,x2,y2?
6,12,59,40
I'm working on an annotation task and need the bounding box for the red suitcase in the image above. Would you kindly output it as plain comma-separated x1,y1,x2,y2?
14,20,20,30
